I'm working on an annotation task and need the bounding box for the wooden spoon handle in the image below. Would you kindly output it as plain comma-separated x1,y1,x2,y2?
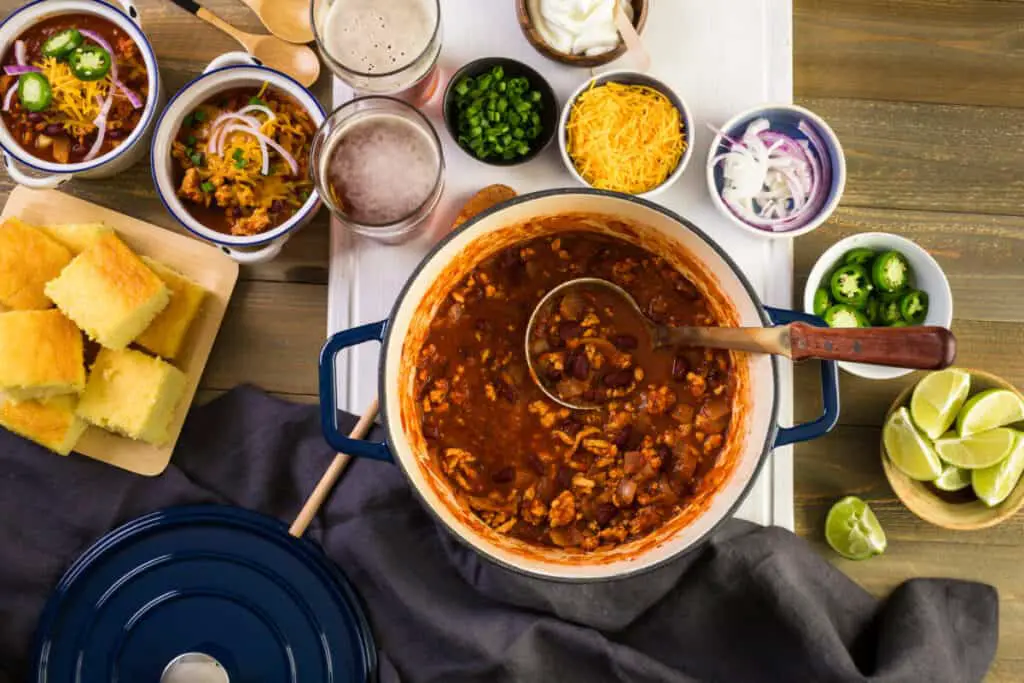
613,6,650,71
788,322,956,369
197,6,253,48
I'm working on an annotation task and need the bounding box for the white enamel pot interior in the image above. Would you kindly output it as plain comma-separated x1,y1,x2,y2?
150,52,325,264
0,0,162,189
320,189,839,581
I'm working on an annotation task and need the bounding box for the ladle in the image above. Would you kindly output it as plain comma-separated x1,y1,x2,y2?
526,278,956,410
238,0,315,45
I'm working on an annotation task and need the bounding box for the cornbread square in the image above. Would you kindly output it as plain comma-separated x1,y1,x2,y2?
135,258,207,360
44,233,170,349
40,222,113,254
0,310,85,400
0,217,72,310
77,348,186,445
0,394,87,456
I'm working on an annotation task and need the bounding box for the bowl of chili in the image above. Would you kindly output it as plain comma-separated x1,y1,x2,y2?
317,188,841,581
802,232,953,380
150,52,325,264
0,0,162,189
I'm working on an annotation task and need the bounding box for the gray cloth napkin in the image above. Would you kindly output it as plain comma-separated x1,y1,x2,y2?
0,386,997,682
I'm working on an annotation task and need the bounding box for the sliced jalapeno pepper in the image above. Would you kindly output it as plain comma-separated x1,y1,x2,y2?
879,300,903,326
813,288,832,317
69,44,111,81
17,72,52,112
824,304,870,329
42,28,83,59
889,320,910,327
829,264,872,309
865,298,881,325
899,290,929,324
842,247,876,267
871,251,911,292
879,288,906,303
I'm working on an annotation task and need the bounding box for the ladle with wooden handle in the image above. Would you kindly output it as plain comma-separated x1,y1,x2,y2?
526,278,957,411
238,0,315,45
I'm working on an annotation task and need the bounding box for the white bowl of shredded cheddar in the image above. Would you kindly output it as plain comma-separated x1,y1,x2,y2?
558,70,692,198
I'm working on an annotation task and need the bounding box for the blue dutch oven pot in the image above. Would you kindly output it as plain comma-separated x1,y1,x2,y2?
318,189,838,582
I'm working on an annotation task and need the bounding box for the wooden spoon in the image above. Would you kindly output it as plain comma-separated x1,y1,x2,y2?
526,278,956,410
172,0,321,87
613,4,650,72
238,0,315,45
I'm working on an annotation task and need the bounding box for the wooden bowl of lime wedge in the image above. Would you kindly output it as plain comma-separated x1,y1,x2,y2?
882,368,1024,530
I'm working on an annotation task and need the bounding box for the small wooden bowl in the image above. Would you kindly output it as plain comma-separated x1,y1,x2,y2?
515,0,649,68
882,368,1024,530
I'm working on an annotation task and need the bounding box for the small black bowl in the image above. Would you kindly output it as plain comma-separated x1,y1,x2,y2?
442,57,558,166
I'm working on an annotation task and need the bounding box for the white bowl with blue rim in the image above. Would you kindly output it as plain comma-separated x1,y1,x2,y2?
705,103,846,239
0,0,163,189
150,52,325,264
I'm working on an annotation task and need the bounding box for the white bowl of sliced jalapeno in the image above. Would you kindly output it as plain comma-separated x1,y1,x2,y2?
803,232,953,380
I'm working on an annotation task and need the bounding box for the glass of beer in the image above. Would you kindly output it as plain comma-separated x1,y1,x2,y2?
310,97,445,243
312,0,443,103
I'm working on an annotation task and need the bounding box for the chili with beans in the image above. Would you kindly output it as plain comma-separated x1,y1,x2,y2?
415,228,735,551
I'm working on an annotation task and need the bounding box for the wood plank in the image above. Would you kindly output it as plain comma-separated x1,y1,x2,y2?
201,280,328,396
799,97,1024,217
795,0,1024,108
195,389,318,405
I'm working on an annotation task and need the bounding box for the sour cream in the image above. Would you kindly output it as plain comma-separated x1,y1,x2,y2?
528,0,634,57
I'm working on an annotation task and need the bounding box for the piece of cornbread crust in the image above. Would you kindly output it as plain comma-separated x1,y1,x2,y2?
40,222,113,254
135,258,207,360
0,309,85,400
76,348,187,446
0,217,72,310
0,394,87,456
44,233,169,349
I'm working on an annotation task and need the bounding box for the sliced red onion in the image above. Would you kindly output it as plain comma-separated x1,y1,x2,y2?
208,114,263,154
84,93,115,162
14,40,26,66
4,65,40,76
218,124,298,176
236,104,276,121
113,79,142,109
79,29,117,82
2,83,17,111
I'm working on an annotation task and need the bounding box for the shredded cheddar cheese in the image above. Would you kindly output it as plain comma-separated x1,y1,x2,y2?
566,82,686,194
37,57,110,137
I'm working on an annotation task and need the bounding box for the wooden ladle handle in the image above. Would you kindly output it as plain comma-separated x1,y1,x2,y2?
788,323,956,369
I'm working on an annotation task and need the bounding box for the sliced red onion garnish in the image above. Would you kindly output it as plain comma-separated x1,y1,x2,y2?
14,40,26,66
2,83,17,111
113,79,142,109
3,65,41,76
79,29,117,82
208,114,263,154
218,123,298,176
236,104,276,121
84,93,115,162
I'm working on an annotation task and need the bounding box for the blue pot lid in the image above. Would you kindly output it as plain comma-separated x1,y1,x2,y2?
31,505,376,683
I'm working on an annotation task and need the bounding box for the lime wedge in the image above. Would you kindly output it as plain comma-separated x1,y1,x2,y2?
956,389,1024,438
972,432,1024,506
825,496,887,560
933,464,971,492
910,369,971,440
883,407,943,480
934,428,1016,469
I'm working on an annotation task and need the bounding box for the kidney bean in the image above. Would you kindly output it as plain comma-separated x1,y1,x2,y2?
581,388,598,403
423,422,440,440
612,425,633,448
107,128,125,140
656,443,673,472
491,466,515,484
595,503,617,526
671,355,689,381
545,368,563,383
603,369,633,388
611,334,638,350
569,351,589,380
43,123,63,136
270,199,284,213
558,320,582,341
497,381,517,403
27,112,43,123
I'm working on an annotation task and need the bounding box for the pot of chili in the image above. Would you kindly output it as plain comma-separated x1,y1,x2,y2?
0,0,162,189
318,189,840,582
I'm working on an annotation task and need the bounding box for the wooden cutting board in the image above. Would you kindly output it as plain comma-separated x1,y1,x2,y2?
1,186,239,476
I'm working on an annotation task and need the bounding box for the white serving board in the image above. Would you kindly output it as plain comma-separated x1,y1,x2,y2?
328,0,795,530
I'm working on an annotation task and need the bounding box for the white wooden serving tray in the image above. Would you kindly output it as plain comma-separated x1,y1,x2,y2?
328,0,795,530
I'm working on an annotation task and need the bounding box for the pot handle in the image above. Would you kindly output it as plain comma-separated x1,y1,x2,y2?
3,152,72,190
219,235,288,264
766,307,840,448
110,0,142,25
319,320,393,461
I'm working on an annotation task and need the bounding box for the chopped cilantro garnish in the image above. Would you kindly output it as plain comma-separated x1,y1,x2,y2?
190,152,204,166
234,158,245,170
193,109,207,123
182,113,194,128
200,181,214,193
232,148,244,161
186,135,196,146
249,96,267,107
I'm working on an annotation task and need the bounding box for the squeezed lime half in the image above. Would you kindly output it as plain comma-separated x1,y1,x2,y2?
825,496,887,561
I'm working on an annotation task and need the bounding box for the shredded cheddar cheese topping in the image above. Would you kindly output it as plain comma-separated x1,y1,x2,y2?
566,82,686,194
37,57,110,137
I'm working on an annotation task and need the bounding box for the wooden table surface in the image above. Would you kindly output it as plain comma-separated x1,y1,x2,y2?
2,0,1022,679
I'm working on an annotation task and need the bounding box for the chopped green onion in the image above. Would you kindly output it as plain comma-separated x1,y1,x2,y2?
192,109,207,123
200,181,214,193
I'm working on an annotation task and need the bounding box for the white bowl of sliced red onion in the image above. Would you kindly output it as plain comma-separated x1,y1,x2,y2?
705,104,846,239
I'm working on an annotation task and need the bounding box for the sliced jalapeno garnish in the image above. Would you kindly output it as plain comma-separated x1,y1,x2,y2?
842,247,876,267
872,251,911,292
899,289,929,324
829,264,872,309
824,304,871,329
813,288,832,318
69,44,111,81
865,298,881,325
17,72,52,112
879,300,903,326
42,28,84,59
